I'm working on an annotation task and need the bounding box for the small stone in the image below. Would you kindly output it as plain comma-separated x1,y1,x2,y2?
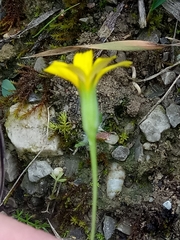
79,17,93,24
5,150,19,182
28,160,53,182
149,197,154,202
105,133,119,145
106,0,117,4
162,52,169,62
107,163,125,199
34,57,46,73
137,29,161,43
139,105,170,142
159,37,170,44
21,174,49,195
143,142,152,150
161,71,176,85
103,216,117,240
112,146,130,161
166,103,180,128
116,220,132,235
28,93,41,104
87,3,95,9
163,200,172,210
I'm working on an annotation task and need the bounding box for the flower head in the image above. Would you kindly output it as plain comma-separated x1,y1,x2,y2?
44,50,132,92
44,50,132,139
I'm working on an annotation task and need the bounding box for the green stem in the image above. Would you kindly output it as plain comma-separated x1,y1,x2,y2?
89,137,98,240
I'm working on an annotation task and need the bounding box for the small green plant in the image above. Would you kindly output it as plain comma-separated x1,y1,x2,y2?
49,111,72,139
96,232,105,240
119,131,129,145
49,167,67,200
147,0,167,21
70,216,90,237
13,209,50,231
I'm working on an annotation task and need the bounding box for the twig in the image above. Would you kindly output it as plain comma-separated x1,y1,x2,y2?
136,60,180,82
138,0,147,28
139,73,180,125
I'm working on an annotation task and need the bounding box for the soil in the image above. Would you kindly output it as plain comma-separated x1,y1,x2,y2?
1,0,180,239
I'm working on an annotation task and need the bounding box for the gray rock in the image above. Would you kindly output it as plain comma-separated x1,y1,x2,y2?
28,160,53,182
5,150,19,182
112,146,130,161
79,17,93,24
161,71,176,85
162,52,169,62
107,0,117,4
166,103,180,127
34,57,46,73
139,105,170,142
103,215,117,240
21,174,49,195
116,220,132,235
137,29,161,43
134,137,144,162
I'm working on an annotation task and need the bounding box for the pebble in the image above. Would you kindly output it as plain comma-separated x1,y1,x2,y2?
116,220,132,235
106,0,117,4
112,146,130,161
103,215,117,240
5,150,19,182
163,200,172,210
34,57,46,73
107,162,125,199
28,160,53,182
162,52,169,62
21,174,49,195
166,103,180,128
139,105,170,142
137,29,161,43
28,92,41,103
161,71,176,85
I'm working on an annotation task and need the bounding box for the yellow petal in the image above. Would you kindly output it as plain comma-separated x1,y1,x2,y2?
90,56,116,81
73,50,93,76
44,61,79,88
93,61,132,87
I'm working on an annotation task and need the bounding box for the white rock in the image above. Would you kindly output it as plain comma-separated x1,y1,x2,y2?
107,162,125,199
28,160,53,182
166,103,180,128
139,105,170,142
163,200,172,210
5,103,63,156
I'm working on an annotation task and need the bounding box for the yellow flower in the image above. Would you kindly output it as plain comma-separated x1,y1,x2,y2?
44,50,132,138
44,50,132,91
44,50,132,240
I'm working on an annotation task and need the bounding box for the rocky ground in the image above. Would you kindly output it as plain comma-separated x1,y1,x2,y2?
1,0,180,239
